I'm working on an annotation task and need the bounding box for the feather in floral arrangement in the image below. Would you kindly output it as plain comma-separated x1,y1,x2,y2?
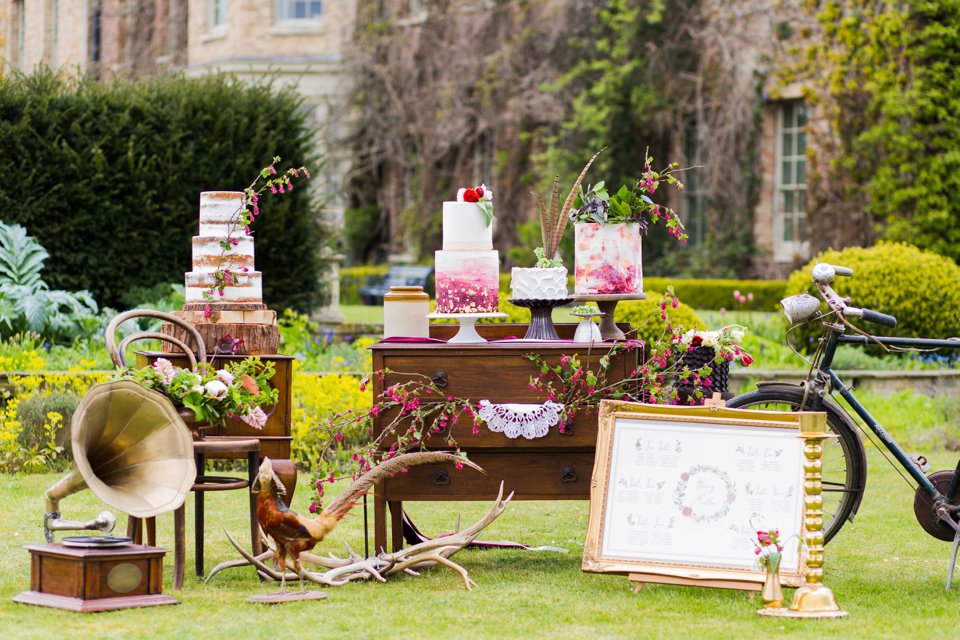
531,148,604,261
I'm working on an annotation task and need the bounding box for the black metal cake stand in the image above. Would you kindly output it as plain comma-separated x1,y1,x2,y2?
508,298,574,340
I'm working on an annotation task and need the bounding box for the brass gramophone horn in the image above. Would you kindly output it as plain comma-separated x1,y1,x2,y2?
43,379,197,543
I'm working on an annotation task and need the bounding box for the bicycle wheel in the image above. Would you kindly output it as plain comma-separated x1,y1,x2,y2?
726,386,867,544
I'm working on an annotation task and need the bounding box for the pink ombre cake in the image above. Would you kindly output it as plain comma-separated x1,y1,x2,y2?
434,251,499,313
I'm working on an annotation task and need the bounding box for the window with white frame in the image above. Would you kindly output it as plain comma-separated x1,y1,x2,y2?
208,0,227,29
774,101,808,261
276,0,322,22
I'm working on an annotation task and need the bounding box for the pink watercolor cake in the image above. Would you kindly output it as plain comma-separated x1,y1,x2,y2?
574,222,643,295
434,251,500,313
434,185,500,314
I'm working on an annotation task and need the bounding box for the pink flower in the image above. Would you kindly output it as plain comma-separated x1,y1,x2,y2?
239,406,267,430
152,358,178,385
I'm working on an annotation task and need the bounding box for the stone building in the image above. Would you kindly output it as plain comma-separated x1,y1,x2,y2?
1,0,815,280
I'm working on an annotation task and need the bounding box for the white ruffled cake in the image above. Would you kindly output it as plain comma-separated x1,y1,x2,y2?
509,266,568,300
184,191,263,304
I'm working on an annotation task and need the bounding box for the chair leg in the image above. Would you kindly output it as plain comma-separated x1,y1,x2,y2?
146,517,157,547
127,515,141,544
195,452,205,577
248,450,261,556
173,504,185,590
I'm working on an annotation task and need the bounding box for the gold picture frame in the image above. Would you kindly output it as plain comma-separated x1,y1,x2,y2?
583,399,825,591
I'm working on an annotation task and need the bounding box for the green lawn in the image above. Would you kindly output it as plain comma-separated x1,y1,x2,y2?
340,304,384,325
1,440,958,639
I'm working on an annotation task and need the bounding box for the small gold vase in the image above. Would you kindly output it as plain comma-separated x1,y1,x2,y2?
760,551,784,609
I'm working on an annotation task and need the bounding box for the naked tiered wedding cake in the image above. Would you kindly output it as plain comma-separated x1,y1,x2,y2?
166,190,278,355
184,191,264,305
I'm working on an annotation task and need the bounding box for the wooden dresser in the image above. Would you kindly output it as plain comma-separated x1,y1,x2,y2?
371,323,636,552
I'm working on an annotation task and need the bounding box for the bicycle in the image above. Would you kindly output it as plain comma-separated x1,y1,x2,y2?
726,262,960,586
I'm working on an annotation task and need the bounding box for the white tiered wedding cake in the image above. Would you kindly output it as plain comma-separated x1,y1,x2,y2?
434,186,500,314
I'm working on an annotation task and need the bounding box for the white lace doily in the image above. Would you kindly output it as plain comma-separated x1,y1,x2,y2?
477,400,564,439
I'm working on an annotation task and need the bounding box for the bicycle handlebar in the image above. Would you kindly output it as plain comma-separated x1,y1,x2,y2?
810,262,898,328
847,306,898,328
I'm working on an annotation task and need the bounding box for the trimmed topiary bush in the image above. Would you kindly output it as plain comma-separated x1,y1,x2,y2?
785,242,960,351
616,293,706,353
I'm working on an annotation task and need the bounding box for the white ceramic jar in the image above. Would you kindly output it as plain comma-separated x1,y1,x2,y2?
383,286,430,338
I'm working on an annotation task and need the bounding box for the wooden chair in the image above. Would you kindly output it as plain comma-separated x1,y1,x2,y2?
106,309,262,589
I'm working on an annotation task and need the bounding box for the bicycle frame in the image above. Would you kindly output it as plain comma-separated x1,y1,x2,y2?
811,327,960,514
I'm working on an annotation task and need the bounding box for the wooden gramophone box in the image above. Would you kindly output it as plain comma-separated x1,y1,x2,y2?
15,544,176,612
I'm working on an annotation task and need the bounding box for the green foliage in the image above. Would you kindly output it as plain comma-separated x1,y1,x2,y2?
785,243,960,350
615,294,705,353
0,222,103,343
343,204,384,264
796,0,960,258
15,392,80,465
0,70,321,312
644,277,787,312
538,0,697,271
340,266,390,305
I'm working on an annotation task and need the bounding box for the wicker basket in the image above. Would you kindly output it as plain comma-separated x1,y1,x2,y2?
673,346,730,401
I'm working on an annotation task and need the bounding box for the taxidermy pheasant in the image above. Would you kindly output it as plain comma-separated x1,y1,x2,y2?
252,452,481,593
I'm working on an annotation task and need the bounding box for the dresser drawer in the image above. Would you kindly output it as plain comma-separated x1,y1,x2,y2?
379,405,599,449
380,451,595,501
380,350,633,404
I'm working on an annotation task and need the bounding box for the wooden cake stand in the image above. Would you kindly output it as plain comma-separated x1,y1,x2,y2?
426,312,508,343
570,293,646,340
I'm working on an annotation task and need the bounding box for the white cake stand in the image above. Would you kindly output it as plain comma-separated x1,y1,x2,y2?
427,312,508,343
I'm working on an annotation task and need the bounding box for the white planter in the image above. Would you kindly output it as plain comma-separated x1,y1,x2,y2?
574,222,643,295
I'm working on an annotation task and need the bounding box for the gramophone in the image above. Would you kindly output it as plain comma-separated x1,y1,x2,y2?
14,379,197,612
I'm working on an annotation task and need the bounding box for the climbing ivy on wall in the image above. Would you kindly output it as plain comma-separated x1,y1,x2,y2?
796,0,960,259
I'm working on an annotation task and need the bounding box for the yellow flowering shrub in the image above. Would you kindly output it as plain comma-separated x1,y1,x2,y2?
0,365,109,472
290,363,371,469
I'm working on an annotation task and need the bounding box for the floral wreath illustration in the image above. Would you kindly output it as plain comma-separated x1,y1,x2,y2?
673,464,737,523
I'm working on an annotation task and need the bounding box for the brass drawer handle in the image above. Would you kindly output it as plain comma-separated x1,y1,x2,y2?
560,466,577,483
433,468,451,485
432,370,448,387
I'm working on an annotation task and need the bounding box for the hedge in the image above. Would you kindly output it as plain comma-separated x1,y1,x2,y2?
785,242,960,351
0,70,321,312
643,277,786,312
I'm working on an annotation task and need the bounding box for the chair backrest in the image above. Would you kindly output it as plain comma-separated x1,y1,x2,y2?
105,310,207,371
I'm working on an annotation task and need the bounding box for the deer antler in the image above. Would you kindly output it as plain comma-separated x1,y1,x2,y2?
213,483,513,591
